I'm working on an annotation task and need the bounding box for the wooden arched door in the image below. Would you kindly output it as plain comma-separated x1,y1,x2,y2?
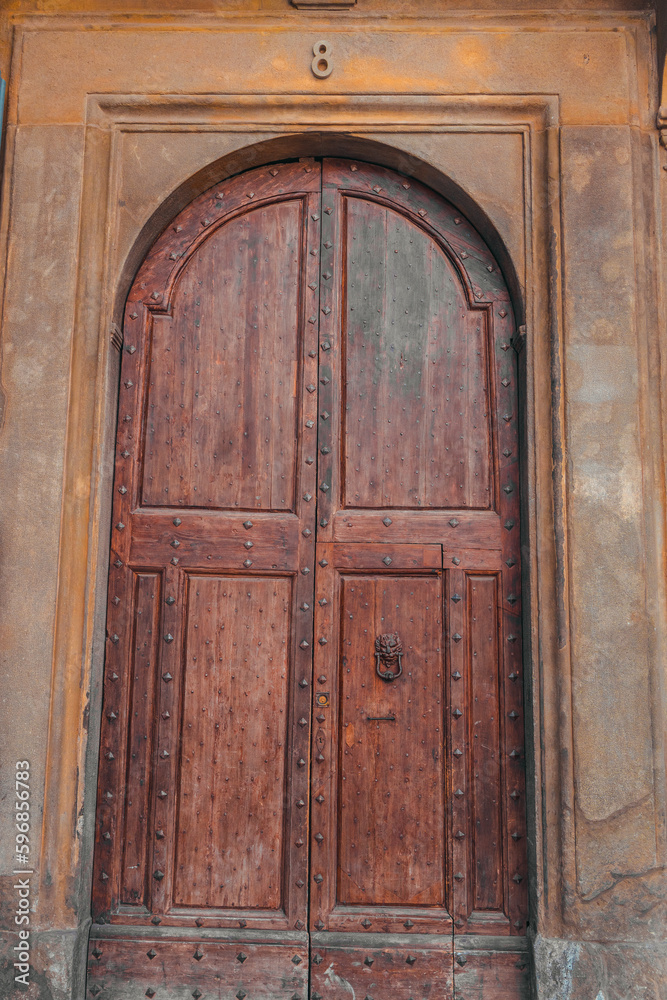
88,159,529,1000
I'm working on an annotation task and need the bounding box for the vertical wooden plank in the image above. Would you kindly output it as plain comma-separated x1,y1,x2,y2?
468,573,503,913
448,567,470,931
120,573,161,907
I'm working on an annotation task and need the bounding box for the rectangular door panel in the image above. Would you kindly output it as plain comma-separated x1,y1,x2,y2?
311,543,452,935
173,574,292,912
311,933,453,1000
87,930,309,1000
337,573,445,907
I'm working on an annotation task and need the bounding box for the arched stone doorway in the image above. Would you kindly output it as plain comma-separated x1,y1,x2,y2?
88,157,529,999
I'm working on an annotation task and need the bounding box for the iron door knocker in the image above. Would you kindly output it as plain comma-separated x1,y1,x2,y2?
375,633,403,681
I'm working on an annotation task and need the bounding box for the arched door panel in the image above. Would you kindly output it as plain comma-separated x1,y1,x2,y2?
87,159,529,1000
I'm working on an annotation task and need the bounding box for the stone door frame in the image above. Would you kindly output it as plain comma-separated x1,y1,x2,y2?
37,91,566,988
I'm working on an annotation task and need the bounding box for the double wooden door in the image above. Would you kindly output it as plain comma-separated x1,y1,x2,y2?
88,159,528,1000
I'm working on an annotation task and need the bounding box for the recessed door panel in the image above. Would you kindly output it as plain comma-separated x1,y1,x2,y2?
142,200,303,511
342,196,492,510
173,574,292,911
337,573,445,907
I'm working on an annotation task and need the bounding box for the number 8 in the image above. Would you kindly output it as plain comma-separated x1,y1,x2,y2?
311,41,333,79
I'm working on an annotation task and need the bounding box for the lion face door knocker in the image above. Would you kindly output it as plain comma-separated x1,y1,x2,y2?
375,633,403,681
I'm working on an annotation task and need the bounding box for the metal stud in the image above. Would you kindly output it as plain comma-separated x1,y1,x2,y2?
513,873,523,883
364,956,374,967
92,947,103,959
296,799,306,808
453,748,463,758
110,633,119,644
315,833,324,843
499,309,508,318
452,556,461,566
502,377,511,387
510,789,520,800
164,634,174,644
382,556,392,566
306,420,315,429
297,760,306,769
237,952,248,963
455,830,465,840
162,672,173,682
193,949,204,961
320,482,329,493
158,790,167,799
313,954,323,965
418,209,427,218
509,710,519,720
315,920,325,931
449,518,459,528
505,520,515,531
147,948,157,959
145,990,156,998
507,594,518,605
116,522,125,531
237,991,247,1000
243,520,253,530
105,751,115,761
454,788,464,797
316,794,324,804
90,988,102,997
503,484,514,494
406,955,417,966
511,831,522,841
455,954,467,967
299,678,308,687
99,871,109,881
153,870,164,881
114,559,123,569
307,383,317,393
453,708,463,719
292,955,302,965
503,448,512,457
171,539,180,548
404,919,414,929
166,596,175,606
509,749,521,759
303,493,312,502
298,717,307,727
193,991,203,1000
314,873,323,884
454,872,464,882
451,593,461,603
452,634,462,644
244,540,253,549
362,919,372,928
382,516,392,527
318,637,328,645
